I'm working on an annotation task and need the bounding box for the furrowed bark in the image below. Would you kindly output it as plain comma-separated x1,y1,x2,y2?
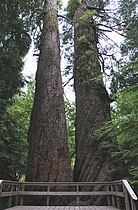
73,3,111,182
26,0,72,183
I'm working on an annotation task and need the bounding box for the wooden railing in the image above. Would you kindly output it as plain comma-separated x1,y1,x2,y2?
0,180,137,210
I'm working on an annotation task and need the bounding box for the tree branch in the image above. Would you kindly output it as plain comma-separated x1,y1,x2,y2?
57,14,72,23
63,76,74,87
98,23,127,38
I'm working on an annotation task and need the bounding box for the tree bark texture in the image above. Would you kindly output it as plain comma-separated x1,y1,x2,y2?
73,3,111,182
26,0,72,182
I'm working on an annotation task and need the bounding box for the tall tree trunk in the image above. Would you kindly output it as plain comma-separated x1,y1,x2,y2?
26,0,72,182
74,3,111,182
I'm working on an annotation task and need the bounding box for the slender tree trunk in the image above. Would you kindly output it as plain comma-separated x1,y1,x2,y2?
74,3,111,182
26,0,72,182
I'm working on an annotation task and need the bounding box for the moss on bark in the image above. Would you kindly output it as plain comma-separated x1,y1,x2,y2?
73,2,112,183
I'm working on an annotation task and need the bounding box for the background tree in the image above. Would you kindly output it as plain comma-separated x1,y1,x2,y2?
110,83,138,192
118,0,138,58
0,0,30,111
0,80,34,180
108,0,138,192
26,0,72,182
0,0,42,180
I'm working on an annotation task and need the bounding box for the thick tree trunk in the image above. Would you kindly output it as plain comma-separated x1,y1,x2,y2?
26,0,72,182
74,3,111,182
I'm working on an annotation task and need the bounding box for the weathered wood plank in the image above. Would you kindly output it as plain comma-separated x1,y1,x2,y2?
5,206,121,210
20,191,124,197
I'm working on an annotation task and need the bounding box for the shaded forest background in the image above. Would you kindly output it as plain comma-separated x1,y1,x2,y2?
0,0,138,193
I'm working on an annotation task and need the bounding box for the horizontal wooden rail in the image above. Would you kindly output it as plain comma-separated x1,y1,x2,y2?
0,191,21,197
0,180,137,210
21,191,124,197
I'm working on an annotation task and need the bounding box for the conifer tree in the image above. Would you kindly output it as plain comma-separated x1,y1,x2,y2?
26,0,72,182
69,0,112,182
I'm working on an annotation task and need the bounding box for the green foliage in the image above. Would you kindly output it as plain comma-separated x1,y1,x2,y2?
109,1,138,191
0,111,18,180
78,35,88,43
84,0,109,8
109,61,138,192
0,2,26,109
0,0,44,179
66,0,109,20
90,74,103,83
65,101,76,168
93,82,138,192
79,10,97,23
118,0,138,58
66,0,81,20
111,60,138,93
111,0,138,88
57,0,63,8
110,84,138,191
0,47,24,106
101,59,138,191
0,0,43,111
0,81,35,180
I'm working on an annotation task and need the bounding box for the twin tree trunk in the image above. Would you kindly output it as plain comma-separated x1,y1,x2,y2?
26,0,72,182
27,1,111,184
73,3,111,182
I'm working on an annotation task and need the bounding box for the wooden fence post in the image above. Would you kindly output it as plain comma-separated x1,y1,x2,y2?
123,185,130,210
130,198,136,210
111,185,116,207
106,184,111,206
8,185,13,208
20,184,24,206
76,184,79,206
15,185,19,206
46,185,50,206
115,184,121,209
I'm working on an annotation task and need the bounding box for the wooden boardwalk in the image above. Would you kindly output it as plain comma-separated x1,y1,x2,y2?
5,206,120,210
1,180,137,210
